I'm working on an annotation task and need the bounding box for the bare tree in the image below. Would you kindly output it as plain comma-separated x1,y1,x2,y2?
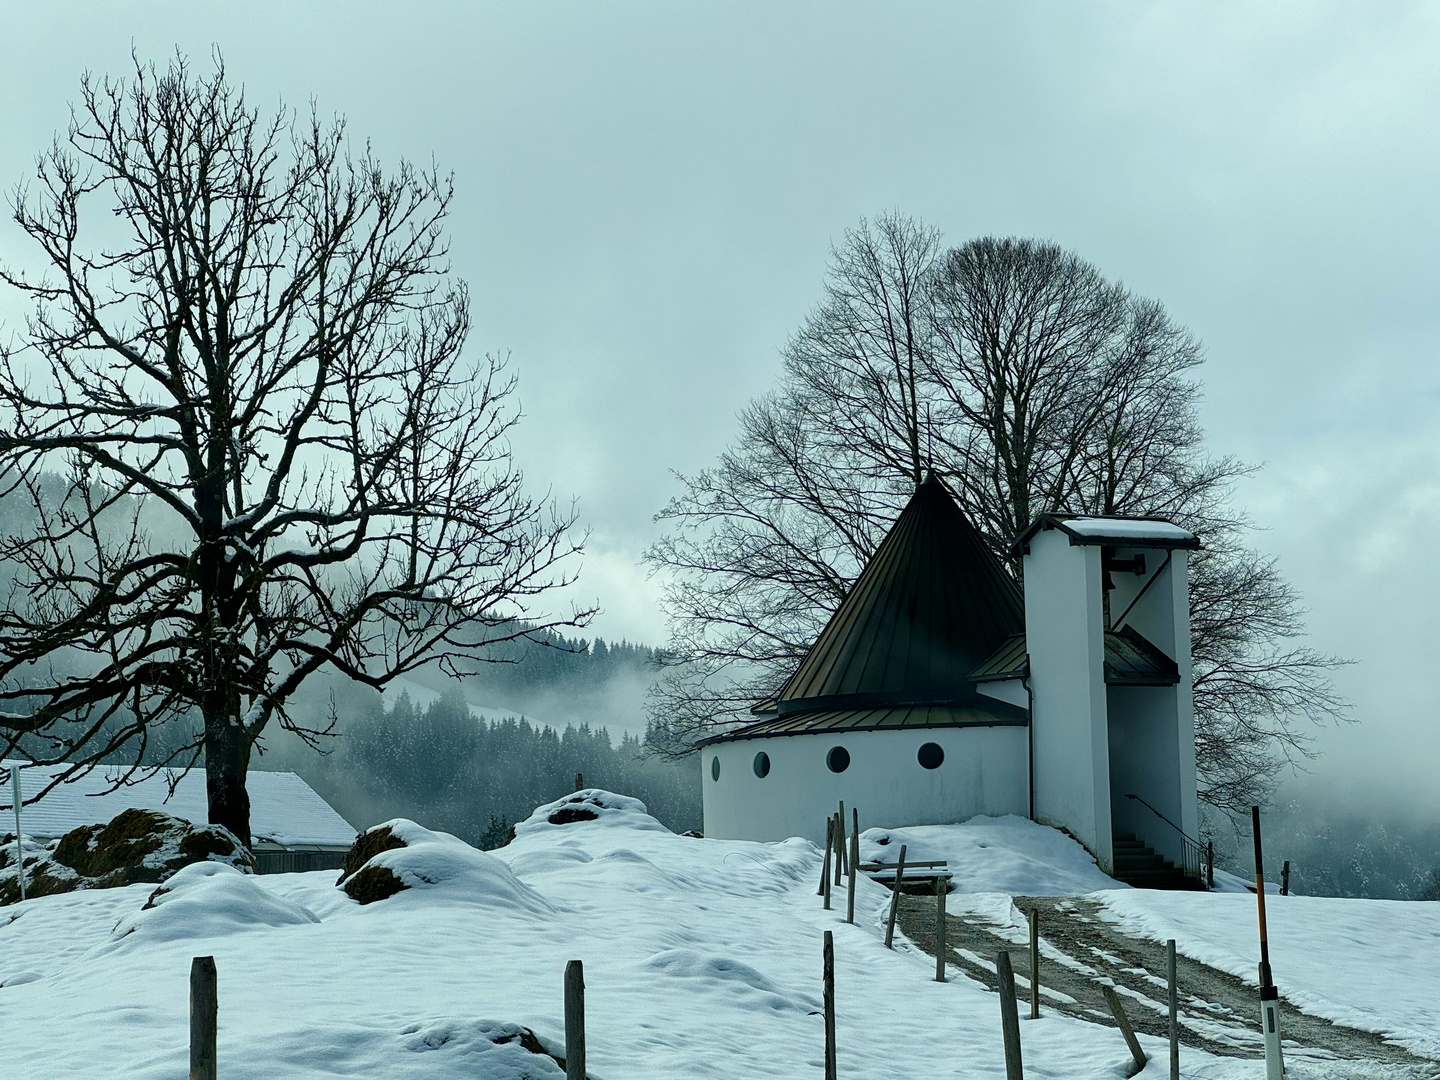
0,55,586,846
647,218,1348,810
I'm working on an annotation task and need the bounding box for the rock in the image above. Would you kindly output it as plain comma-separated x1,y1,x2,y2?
337,823,412,904
1,810,252,906
336,823,407,887
343,864,409,905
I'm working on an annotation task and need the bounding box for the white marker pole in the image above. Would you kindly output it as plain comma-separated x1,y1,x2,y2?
1252,806,1284,1080
10,765,24,902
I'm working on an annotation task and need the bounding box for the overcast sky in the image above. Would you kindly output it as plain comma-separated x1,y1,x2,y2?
3,3,1438,816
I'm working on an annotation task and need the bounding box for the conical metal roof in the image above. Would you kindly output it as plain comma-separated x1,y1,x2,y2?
771,474,1024,716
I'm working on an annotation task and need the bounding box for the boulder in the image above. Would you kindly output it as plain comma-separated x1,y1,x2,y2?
1,809,252,906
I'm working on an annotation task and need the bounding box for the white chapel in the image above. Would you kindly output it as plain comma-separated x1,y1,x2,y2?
700,473,1204,887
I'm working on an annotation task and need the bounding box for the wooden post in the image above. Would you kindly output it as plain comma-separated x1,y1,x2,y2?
934,874,947,981
833,813,844,887
995,951,1024,1080
1168,939,1179,1080
564,959,586,1080
846,811,858,925
823,930,836,1080
10,765,24,903
1028,908,1040,1019
883,844,907,948
1207,839,1214,889
1280,860,1290,896
190,955,217,1080
836,802,848,879
574,773,584,791
1100,984,1147,1077
818,816,834,897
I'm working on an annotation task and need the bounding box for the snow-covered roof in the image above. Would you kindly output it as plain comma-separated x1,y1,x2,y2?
1011,512,1201,554
1,762,356,848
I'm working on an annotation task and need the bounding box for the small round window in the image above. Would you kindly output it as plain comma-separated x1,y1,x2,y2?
918,742,944,770
826,745,851,773
753,751,771,778
711,756,721,782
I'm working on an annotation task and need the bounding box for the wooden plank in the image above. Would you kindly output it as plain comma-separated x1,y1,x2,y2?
190,956,217,1080
859,859,949,870
836,801,848,879
995,951,1024,1080
565,959,586,1080
1100,984,1147,1078
883,844,907,948
823,930,836,1080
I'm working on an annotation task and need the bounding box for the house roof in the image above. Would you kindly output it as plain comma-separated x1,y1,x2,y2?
1009,513,1200,557
718,474,1026,745
1,763,357,848
701,701,1028,744
969,625,1180,687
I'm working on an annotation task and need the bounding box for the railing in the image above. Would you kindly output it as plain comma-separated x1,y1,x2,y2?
1124,793,1210,886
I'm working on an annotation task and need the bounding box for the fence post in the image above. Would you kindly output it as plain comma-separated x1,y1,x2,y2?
883,844,907,948
564,959,586,1080
190,956,217,1080
934,874,947,982
10,765,24,903
1168,939,1179,1080
818,817,834,898
1028,908,1040,1019
823,930,836,1080
846,810,858,925
836,802,847,879
1100,984,1147,1077
574,773,583,792
1280,860,1290,896
1207,839,1214,889
995,951,1024,1080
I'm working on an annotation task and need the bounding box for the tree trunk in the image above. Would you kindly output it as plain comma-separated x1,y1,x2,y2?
204,715,252,850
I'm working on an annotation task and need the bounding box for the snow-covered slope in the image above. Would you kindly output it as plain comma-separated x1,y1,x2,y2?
1097,888,1440,1060
0,793,1427,1078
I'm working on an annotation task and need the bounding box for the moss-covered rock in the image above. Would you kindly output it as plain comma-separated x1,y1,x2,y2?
2,810,252,906
337,824,408,886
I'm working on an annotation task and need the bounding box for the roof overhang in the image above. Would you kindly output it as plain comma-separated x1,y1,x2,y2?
1009,513,1201,558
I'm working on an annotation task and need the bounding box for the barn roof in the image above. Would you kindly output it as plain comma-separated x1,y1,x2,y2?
710,474,1027,746
1,763,356,848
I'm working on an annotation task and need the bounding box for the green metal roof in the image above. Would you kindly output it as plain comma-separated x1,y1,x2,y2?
702,701,1028,744
768,473,1025,719
968,625,1180,687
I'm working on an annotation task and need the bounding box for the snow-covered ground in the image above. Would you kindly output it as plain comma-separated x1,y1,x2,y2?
0,797,1431,1078
1097,888,1440,1060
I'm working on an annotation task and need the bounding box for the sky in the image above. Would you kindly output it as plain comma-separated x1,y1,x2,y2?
2,2,1438,818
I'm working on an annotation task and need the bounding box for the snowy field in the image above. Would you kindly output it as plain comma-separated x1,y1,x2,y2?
1,796,1433,1079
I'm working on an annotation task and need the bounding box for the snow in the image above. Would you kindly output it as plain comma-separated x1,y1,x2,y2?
1096,888,1440,1059
1,760,356,848
0,792,1430,1079
1060,517,1198,543
860,815,1127,896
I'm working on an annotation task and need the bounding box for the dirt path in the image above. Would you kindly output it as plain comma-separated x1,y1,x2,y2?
894,892,1438,1077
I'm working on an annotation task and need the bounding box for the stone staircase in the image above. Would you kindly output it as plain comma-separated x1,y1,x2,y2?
1112,833,1206,890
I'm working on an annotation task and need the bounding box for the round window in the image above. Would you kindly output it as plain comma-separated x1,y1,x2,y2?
711,756,721,782
917,742,944,770
753,751,771,778
826,745,851,773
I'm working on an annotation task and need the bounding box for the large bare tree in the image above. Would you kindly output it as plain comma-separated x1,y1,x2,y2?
647,215,1347,810
0,55,585,846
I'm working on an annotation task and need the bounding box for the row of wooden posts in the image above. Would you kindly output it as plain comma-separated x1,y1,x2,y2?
816,803,1184,1080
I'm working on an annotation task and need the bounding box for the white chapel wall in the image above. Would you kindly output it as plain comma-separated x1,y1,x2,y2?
701,725,1028,844
1023,529,1114,871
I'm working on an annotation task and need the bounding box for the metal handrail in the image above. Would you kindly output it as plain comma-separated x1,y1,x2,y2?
1124,793,1209,884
